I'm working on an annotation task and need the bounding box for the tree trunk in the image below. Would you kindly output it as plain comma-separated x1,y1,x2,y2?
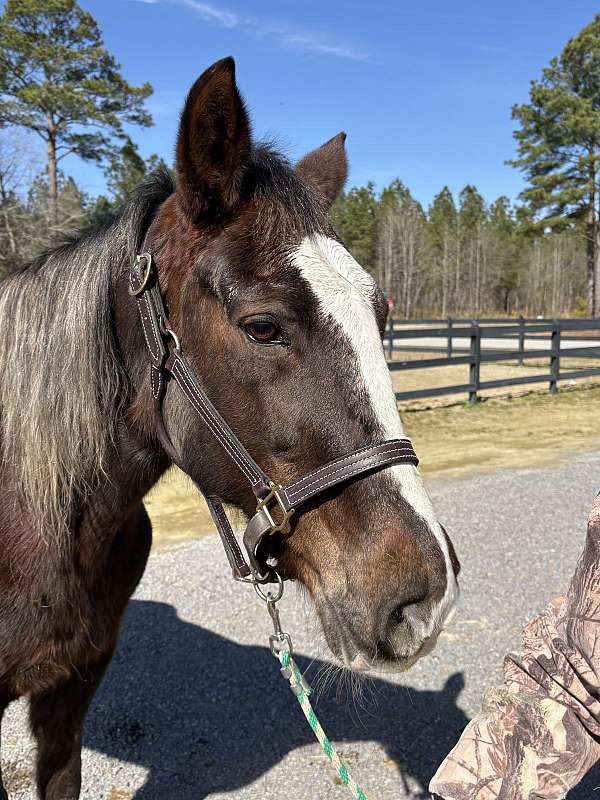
455,218,460,313
441,233,448,317
46,116,58,227
0,172,16,257
585,215,595,315
588,151,598,317
592,220,600,317
47,138,57,226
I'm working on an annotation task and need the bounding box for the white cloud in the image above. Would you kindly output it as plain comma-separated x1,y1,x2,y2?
129,0,370,62
283,34,368,62
181,0,240,29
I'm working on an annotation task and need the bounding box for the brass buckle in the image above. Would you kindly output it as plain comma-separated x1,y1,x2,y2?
256,481,295,534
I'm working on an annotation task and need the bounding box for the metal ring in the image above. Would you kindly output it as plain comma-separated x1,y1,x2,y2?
254,570,284,603
128,252,152,296
162,326,181,353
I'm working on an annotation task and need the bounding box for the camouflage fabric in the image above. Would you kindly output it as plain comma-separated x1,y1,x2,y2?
430,493,600,800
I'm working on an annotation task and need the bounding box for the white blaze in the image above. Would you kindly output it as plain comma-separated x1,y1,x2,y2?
291,235,458,637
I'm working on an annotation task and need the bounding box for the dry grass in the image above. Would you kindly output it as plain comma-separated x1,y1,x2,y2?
108,789,132,800
402,382,600,479
143,469,210,550
144,381,600,550
143,468,245,551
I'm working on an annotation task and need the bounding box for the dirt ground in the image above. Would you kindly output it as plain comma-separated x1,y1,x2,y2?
144,381,600,550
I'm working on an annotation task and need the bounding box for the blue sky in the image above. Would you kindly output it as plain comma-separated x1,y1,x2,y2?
57,1,600,207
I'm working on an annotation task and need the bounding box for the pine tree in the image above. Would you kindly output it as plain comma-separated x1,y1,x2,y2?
458,185,486,311
509,13,600,315
487,197,522,312
86,139,168,227
428,187,457,315
105,138,167,205
376,179,427,315
330,183,379,275
0,0,152,224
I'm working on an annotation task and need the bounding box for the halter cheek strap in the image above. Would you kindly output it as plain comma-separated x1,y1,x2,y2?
129,252,419,583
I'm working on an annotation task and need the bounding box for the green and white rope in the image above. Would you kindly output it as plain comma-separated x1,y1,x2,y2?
277,648,370,800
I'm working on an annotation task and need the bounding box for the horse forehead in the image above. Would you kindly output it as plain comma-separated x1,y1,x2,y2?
291,233,402,437
290,235,376,301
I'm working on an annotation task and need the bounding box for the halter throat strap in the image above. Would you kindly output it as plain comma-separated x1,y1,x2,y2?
129,251,419,583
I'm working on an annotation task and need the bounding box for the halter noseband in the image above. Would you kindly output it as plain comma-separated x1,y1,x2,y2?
129,251,419,583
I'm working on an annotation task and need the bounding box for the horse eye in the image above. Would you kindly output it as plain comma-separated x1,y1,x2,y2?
243,318,283,344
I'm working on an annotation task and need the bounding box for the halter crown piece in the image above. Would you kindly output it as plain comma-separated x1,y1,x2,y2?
129,250,419,583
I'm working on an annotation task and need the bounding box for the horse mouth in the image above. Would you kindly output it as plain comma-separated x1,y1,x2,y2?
343,634,441,675
317,605,441,675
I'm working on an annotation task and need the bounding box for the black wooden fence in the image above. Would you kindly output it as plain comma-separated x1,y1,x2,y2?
385,317,600,404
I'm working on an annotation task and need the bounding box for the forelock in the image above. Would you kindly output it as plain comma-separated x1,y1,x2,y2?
246,145,330,239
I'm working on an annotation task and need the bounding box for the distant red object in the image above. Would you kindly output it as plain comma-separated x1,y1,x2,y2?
387,298,395,313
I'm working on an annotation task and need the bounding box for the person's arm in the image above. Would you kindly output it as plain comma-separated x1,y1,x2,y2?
430,493,600,800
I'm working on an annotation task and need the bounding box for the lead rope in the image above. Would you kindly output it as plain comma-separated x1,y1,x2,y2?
256,578,370,800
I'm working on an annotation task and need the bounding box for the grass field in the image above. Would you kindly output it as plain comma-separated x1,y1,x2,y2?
144,380,600,550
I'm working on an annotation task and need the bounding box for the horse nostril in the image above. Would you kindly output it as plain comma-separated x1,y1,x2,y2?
384,583,429,636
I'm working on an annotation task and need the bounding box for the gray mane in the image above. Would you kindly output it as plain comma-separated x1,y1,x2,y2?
0,169,174,548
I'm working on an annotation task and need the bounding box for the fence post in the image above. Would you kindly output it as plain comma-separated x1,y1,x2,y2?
549,319,561,395
447,316,453,359
518,314,525,366
387,312,394,360
469,321,481,405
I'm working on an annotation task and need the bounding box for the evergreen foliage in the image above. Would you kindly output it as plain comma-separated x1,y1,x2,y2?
509,13,600,314
0,0,152,220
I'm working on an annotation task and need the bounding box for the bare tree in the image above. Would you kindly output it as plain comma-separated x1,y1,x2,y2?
0,131,42,278
376,184,429,317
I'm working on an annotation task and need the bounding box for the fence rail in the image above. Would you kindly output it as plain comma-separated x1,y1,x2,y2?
385,316,600,403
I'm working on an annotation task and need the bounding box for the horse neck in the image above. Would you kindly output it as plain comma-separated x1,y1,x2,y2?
63,434,170,578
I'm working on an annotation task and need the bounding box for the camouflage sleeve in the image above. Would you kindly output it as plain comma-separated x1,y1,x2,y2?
429,493,600,800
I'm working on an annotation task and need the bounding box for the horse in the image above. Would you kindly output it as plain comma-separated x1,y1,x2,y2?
0,57,459,799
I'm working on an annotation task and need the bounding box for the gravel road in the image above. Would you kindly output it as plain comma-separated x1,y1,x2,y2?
3,452,600,799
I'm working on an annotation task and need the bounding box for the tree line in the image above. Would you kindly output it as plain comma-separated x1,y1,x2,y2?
0,1,599,317
331,180,585,318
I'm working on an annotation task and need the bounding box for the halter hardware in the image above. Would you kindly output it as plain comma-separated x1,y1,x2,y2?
128,252,153,296
160,324,181,353
256,481,295,534
129,248,420,584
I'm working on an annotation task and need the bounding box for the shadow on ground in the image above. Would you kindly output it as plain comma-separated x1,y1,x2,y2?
85,600,468,799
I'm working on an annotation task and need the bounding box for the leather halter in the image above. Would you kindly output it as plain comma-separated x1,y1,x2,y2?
129,251,419,583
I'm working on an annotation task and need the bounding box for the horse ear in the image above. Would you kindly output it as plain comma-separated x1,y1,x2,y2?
296,132,348,206
175,57,252,221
